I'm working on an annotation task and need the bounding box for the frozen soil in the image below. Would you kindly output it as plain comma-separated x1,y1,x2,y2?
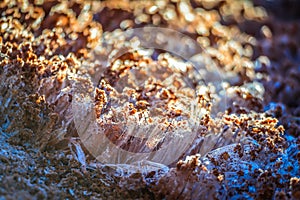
1,0,300,199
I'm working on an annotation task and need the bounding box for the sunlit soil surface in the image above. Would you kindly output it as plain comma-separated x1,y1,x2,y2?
0,0,300,199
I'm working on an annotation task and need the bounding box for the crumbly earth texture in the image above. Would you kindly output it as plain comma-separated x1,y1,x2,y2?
0,0,300,199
